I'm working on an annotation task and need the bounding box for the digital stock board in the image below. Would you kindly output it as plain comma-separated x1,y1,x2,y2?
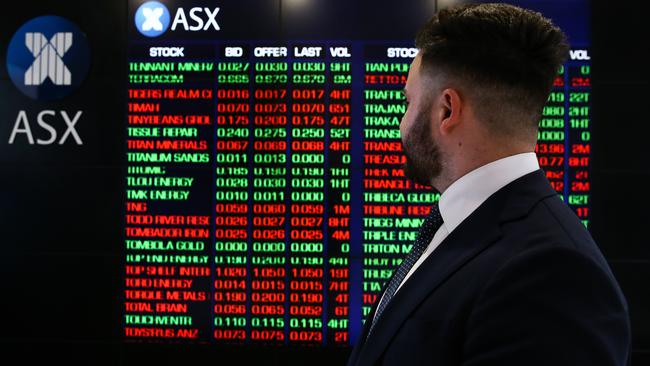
123,0,592,347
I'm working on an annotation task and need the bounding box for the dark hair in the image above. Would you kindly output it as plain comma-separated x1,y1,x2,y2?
415,3,569,138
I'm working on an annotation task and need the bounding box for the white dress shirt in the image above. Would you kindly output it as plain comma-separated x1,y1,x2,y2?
391,152,541,296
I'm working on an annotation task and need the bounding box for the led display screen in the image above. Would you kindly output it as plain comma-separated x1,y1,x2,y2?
124,0,591,347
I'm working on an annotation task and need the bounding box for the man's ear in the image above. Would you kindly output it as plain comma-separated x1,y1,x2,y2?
437,88,463,136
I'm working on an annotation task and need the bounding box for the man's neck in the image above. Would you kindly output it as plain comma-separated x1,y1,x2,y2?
432,146,534,193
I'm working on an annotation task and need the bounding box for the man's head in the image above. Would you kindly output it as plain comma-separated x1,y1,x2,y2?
400,3,569,191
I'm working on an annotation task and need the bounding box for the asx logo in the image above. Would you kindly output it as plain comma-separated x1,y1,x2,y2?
5,15,89,145
135,1,220,37
6,15,90,100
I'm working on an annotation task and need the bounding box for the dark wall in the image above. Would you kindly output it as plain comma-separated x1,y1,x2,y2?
0,0,647,365
0,0,126,365
591,1,650,365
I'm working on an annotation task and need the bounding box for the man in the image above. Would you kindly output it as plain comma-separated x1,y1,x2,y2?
347,3,631,366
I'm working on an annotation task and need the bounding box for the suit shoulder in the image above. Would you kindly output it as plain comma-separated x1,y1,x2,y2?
465,245,631,366
538,195,592,244
503,194,606,266
495,195,625,296
490,242,627,309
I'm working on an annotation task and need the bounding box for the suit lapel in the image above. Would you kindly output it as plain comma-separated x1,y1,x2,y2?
351,170,557,366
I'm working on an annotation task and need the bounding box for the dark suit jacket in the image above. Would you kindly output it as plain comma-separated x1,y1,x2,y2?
347,169,631,366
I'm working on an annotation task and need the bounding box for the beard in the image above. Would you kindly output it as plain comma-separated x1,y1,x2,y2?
401,104,442,187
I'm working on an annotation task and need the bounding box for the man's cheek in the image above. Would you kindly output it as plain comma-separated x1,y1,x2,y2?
399,111,411,135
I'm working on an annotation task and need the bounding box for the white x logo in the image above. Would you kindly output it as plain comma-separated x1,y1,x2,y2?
142,7,164,31
24,32,72,86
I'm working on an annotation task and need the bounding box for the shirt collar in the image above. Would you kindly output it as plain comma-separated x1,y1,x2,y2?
438,152,540,233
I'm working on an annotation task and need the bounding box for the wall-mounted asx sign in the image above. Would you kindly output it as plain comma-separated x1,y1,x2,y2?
5,15,89,145
134,0,220,38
